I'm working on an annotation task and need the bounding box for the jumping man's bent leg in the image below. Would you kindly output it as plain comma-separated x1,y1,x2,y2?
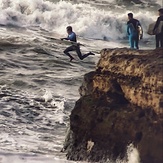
64,46,75,61
75,46,83,60
75,46,95,60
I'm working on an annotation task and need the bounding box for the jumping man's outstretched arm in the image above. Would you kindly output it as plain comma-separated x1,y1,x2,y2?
61,38,68,40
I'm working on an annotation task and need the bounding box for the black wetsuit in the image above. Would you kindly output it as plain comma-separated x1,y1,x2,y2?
63,32,93,60
127,18,142,49
153,15,163,48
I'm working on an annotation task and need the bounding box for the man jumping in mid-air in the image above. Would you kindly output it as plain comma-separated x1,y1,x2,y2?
61,26,95,62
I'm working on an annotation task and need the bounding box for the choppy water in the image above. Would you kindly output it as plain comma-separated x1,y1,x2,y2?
0,0,162,162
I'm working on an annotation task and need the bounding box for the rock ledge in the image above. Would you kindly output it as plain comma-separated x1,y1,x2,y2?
63,48,163,163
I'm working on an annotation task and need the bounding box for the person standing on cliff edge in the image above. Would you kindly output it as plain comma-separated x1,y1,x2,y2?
153,8,163,48
127,13,143,49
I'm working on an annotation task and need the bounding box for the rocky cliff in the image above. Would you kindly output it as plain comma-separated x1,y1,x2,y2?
63,48,163,163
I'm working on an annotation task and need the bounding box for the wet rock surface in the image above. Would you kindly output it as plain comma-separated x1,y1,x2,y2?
64,48,163,163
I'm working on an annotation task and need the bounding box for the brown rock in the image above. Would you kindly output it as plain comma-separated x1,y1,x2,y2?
63,48,163,163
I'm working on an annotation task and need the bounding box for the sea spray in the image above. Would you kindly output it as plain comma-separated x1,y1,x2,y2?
0,0,159,40
126,144,140,163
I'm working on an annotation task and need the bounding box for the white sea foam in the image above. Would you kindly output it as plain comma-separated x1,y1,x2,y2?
42,88,53,102
0,0,160,41
126,144,140,163
0,153,75,163
115,144,140,163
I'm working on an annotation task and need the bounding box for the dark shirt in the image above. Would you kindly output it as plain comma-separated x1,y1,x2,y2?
127,18,141,30
153,15,163,34
127,18,142,35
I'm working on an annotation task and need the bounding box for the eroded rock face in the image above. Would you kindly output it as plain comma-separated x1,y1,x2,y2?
96,48,163,114
64,48,163,163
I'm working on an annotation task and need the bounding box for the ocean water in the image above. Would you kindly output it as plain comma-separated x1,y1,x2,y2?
0,0,162,162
